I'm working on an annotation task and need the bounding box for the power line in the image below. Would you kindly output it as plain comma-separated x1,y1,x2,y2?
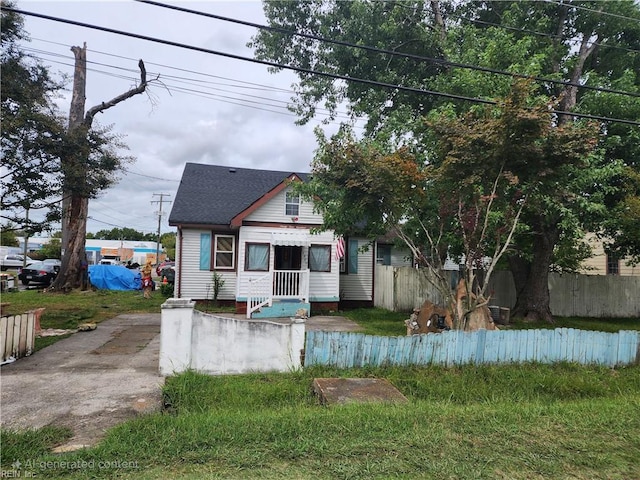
30,37,294,94
122,168,179,183
443,6,640,55
544,0,640,23
135,0,640,99
4,6,639,126
23,44,358,123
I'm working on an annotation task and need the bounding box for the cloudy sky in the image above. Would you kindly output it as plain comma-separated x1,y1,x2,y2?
17,0,350,236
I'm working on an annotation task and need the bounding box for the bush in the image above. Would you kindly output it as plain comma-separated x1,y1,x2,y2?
160,282,174,297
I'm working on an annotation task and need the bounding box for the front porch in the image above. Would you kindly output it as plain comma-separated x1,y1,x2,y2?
244,269,310,318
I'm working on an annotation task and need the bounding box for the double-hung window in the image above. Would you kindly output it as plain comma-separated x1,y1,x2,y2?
214,235,235,269
285,191,300,217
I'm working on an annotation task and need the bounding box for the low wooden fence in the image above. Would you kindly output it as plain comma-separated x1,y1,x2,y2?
375,266,640,317
1,312,37,364
304,329,640,368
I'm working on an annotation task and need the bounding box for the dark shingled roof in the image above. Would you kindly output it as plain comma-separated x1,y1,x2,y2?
169,163,309,226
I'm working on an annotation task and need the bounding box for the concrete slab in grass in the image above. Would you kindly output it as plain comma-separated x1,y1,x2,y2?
313,378,408,405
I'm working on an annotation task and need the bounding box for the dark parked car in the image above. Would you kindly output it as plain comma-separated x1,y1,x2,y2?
160,265,175,284
18,261,58,286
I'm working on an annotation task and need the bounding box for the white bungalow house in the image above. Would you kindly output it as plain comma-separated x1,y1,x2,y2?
168,163,378,318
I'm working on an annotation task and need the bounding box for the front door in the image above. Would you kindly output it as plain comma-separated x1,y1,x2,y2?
274,246,302,271
274,246,302,296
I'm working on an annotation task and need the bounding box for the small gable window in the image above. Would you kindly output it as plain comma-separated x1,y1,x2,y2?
285,191,300,217
214,235,235,270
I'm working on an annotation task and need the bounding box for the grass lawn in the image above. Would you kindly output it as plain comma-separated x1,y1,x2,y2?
1,364,639,479
1,289,168,351
2,293,638,478
338,307,640,336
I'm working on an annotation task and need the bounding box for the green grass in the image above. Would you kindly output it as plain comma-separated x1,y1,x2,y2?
2,294,639,478
337,307,410,335
2,289,167,351
2,365,639,479
337,307,640,336
2,289,165,329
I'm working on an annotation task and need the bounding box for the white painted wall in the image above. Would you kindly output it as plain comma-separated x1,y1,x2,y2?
159,298,305,376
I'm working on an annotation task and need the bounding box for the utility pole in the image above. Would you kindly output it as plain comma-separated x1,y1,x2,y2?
151,193,171,266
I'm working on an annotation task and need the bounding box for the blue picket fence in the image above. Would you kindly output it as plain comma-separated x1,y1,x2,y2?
304,329,640,368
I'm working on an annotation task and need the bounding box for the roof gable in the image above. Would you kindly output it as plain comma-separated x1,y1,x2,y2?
169,163,308,227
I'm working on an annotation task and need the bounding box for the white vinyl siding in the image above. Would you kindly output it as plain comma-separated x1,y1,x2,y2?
340,238,374,301
244,187,323,225
177,229,236,300
237,226,339,301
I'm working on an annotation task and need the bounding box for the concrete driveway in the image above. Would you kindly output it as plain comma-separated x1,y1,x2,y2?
0,312,361,450
0,313,163,450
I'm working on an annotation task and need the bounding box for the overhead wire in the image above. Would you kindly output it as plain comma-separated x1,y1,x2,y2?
544,0,640,23
5,6,639,126
135,0,640,99
30,36,294,94
21,44,365,125
442,4,640,55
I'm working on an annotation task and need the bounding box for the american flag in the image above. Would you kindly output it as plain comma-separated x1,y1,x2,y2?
335,236,345,260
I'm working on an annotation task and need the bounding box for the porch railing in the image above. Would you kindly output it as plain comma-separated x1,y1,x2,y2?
273,269,309,301
246,269,310,318
247,272,272,318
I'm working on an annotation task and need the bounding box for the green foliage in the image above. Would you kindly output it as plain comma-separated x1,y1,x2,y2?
160,231,176,260
159,282,173,297
1,2,66,233
254,0,640,323
39,237,61,259
0,225,19,246
92,227,155,241
211,271,225,302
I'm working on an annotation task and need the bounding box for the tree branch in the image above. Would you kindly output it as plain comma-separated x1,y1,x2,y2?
83,60,149,128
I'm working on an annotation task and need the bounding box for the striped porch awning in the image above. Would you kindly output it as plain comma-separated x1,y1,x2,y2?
271,231,310,247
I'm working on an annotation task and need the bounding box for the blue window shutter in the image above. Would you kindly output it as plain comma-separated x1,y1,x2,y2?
348,239,358,274
200,233,211,270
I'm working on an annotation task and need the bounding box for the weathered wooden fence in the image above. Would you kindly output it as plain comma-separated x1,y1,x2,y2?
304,329,640,368
1,312,37,364
375,266,640,317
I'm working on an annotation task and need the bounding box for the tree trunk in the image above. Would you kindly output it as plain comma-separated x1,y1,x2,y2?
55,196,88,291
510,221,559,323
508,254,529,311
51,45,88,291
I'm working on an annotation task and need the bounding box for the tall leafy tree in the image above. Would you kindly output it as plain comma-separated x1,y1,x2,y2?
252,0,640,322
1,1,65,234
301,81,598,327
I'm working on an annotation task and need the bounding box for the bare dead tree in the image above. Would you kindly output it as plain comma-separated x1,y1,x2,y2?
51,44,153,291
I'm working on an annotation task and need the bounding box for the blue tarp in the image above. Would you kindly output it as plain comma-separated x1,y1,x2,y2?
88,265,141,291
